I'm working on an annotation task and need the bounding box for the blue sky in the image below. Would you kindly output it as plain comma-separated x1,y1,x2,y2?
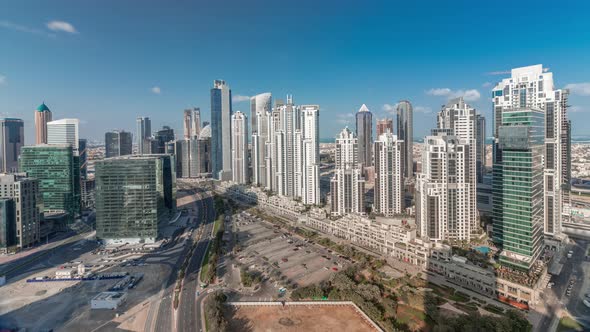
1,0,590,143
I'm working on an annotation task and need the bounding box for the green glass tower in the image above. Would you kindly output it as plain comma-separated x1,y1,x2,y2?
95,155,176,244
492,109,544,270
19,145,81,222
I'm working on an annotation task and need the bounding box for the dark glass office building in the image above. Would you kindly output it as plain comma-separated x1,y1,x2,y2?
95,155,176,244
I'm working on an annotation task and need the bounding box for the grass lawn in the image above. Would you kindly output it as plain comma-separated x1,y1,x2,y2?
453,302,478,314
557,316,584,332
449,291,470,303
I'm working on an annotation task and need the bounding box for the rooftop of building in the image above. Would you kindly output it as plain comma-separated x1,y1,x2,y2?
92,291,125,301
36,102,50,112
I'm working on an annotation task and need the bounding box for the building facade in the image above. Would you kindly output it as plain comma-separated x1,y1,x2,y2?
396,100,414,182
183,108,201,139
136,116,151,155
492,109,545,270
330,127,365,216
492,64,570,239
105,130,133,158
250,93,272,187
436,97,478,234
376,118,393,137
0,118,24,173
231,111,248,184
95,155,176,244
300,105,320,205
47,118,80,150
35,102,52,144
0,174,42,250
416,133,472,242
19,145,80,221
355,104,373,168
373,132,404,216
211,80,232,180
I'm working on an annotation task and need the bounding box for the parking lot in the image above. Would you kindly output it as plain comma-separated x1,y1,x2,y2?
230,211,348,291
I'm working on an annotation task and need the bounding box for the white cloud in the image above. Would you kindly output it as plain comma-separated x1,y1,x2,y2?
0,20,53,37
414,106,432,114
426,88,481,102
336,112,354,124
570,106,586,113
151,86,161,94
382,103,396,112
0,75,5,85
47,20,77,34
565,83,590,96
482,82,492,88
232,95,250,103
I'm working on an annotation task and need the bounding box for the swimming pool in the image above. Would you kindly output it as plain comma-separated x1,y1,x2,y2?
474,246,490,255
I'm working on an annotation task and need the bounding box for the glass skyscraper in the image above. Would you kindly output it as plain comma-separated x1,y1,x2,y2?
95,155,176,244
492,108,545,270
0,118,24,173
210,80,232,180
19,145,80,222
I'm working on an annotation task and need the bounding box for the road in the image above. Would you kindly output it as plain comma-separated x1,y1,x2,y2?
149,188,215,332
177,190,215,332
534,238,590,331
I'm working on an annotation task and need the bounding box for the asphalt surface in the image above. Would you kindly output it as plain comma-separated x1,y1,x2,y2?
151,189,215,332
177,191,215,332
535,238,590,331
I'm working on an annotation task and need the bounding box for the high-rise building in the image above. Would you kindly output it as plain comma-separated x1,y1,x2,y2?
436,97,478,234
78,138,88,180
373,132,403,216
250,93,272,187
492,64,570,238
492,109,545,270
95,154,176,244
231,111,248,184
355,104,373,168
0,198,16,253
396,100,414,182
0,174,42,250
151,126,175,154
475,114,486,183
136,116,151,155
0,118,24,173
183,108,201,139
105,130,133,158
47,118,80,150
35,102,52,144
271,95,300,197
330,127,365,216
300,105,320,205
376,118,393,137
19,145,80,221
416,133,471,242
211,80,232,180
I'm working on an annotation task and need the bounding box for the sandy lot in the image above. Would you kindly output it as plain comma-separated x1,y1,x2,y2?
225,304,380,332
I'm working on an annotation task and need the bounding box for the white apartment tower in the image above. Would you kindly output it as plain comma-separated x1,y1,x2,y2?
183,108,201,139
231,111,248,184
416,133,471,242
250,93,272,187
300,105,320,205
373,131,403,216
330,127,365,216
436,97,478,234
492,64,570,237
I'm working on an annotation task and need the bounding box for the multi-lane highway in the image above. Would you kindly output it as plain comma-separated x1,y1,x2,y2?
148,188,215,332
177,191,215,332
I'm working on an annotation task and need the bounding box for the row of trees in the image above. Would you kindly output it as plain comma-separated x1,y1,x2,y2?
204,291,228,332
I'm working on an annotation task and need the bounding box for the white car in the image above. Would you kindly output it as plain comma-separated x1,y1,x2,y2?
583,299,590,308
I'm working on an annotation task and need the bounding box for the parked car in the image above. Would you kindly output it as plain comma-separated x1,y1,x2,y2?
583,299,590,308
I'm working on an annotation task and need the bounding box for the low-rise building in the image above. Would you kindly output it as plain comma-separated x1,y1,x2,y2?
91,292,127,310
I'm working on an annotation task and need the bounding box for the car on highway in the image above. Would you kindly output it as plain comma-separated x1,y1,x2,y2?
584,299,590,308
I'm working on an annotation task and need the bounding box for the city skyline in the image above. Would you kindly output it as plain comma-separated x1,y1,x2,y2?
1,1,589,143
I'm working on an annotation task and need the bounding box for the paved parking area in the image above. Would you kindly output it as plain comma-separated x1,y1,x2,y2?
231,211,347,289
